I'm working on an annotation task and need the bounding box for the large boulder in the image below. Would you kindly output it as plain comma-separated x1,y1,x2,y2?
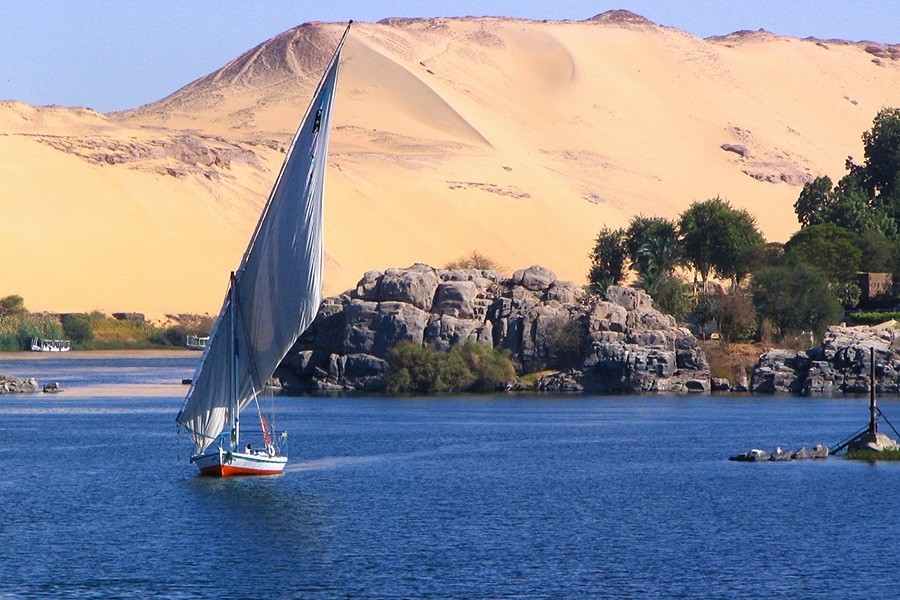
512,265,557,291
377,264,440,311
433,281,478,319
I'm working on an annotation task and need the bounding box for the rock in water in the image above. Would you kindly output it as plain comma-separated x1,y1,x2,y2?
276,265,709,392
0,375,39,394
729,449,770,462
847,432,899,453
809,444,829,459
769,447,792,461
792,447,811,460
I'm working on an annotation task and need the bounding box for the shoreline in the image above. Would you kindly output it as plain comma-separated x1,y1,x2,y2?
0,348,201,360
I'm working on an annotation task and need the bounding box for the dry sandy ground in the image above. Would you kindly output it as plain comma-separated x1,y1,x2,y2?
3,12,900,317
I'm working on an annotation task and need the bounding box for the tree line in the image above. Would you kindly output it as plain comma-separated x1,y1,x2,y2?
588,107,900,343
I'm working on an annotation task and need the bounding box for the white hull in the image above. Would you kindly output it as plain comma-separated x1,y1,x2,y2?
191,447,287,477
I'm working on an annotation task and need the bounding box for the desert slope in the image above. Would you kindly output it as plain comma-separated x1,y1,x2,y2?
3,12,900,315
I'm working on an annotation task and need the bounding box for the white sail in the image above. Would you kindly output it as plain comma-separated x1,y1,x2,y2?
177,29,346,455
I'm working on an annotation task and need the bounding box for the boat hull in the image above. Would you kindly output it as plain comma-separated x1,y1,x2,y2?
191,448,287,477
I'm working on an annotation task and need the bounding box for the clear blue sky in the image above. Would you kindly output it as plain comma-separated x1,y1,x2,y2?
2,0,898,113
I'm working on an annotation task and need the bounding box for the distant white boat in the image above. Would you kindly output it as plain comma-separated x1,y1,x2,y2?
30,337,71,352
185,335,209,350
176,23,348,477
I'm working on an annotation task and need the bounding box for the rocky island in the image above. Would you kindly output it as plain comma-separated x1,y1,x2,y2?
276,264,710,393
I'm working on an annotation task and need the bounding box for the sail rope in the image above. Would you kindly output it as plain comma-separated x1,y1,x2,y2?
252,389,273,449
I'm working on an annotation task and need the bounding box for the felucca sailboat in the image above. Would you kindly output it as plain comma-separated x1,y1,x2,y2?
176,23,350,476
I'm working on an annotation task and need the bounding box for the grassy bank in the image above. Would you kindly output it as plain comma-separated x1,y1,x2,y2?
0,297,213,351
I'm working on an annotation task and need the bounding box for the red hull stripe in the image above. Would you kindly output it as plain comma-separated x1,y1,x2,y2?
199,464,284,477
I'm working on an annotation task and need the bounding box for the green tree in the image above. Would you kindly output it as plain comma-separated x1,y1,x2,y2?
797,109,900,242
714,291,757,343
678,197,764,287
587,227,627,292
751,265,843,339
624,216,679,276
636,230,682,286
783,223,861,285
645,273,693,319
748,242,785,272
0,295,26,318
857,229,897,273
861,107,900,202
794,176,833,227
817,174,897,237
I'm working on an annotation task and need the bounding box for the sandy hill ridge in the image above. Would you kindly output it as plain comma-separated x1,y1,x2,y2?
3,12,900,315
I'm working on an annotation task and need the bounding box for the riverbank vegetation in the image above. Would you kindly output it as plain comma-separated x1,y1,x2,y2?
588,107,900,345
0,295,213,351
385,340,516,393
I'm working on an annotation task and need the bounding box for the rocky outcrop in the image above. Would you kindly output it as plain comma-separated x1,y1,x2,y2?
0,375,39,394
276,264,709,393
751,324,900,394
729,444,829,462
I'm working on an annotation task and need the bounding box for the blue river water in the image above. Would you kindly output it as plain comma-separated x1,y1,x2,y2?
1,351,898,598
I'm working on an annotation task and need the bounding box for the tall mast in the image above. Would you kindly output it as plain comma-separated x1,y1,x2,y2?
869,346,878,435
230,272,240,449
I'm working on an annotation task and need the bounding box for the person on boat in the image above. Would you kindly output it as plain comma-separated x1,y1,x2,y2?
246,443,253,454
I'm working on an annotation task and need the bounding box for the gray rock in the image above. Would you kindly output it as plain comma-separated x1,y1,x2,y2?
711,378,731,392
721,143,750,157
536,369,584,392
729,449,770,462
433,281,477,319
605,286,653,312
809,444,829,459
544,280,582,304
792,448,811,460
378,264,439,311
769,447,793,461
684,379,707,393
354,270,383,300
513,265,557,291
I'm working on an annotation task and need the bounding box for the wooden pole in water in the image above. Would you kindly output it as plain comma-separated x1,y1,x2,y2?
870,346,878,435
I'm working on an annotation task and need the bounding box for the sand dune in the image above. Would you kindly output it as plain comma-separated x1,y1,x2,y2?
3,12,900,315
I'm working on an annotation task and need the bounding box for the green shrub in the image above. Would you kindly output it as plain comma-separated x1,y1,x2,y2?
444,250,504,271
544,316,588,370
61,314,94,347
456,341,516,391
385,340,515,394
847,311,900,326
